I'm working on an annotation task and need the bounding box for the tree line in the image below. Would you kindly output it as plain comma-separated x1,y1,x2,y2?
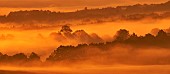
1,29,170,65
0,1,170,24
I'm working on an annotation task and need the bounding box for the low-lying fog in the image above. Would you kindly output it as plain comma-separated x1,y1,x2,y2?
0,19,170,59
0,65,170,74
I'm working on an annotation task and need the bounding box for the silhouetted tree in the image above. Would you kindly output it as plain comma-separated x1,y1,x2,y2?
145,33,155,39
115,29,130,41
12,53,27,62
0,1,170,24
0,54,10,62
60,25,72,33
28,52,40,61
156,30,168,38
126,33,139,43
156,30,168,41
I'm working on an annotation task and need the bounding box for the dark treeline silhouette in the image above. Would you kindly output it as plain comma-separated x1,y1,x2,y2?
0,1,170,24
0,52,41,66
2,29,170,65
49,25,104,43
121,12,170,21
46,29,170,65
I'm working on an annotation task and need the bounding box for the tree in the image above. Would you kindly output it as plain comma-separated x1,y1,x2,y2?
12,53,27,61
60,25,74,39
126,33,139,43
115,29,130,41
145,33,155,39
156,30,168,41
156,30,167,37
60,25,72,33
29,52,40,61
143,33,155,43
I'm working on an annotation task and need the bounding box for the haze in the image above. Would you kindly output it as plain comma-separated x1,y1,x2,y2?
0,0,168,7
1,0,170,74
0,0,168,15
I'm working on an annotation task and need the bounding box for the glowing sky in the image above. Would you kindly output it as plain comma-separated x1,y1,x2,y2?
0,0,168,8
0,0,169,15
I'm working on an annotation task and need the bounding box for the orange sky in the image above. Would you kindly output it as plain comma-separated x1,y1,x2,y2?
0,0,168,15
0,0,168,8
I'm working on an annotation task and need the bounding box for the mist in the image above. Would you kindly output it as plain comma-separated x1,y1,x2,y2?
1,23,170,74
1,1,170,74
0,19,169,62
0,0,167,8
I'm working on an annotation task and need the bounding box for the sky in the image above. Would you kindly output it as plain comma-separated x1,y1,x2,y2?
0,0,169,15
0,0,168,8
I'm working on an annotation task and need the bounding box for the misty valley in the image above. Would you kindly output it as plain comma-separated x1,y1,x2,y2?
1,1,170,74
